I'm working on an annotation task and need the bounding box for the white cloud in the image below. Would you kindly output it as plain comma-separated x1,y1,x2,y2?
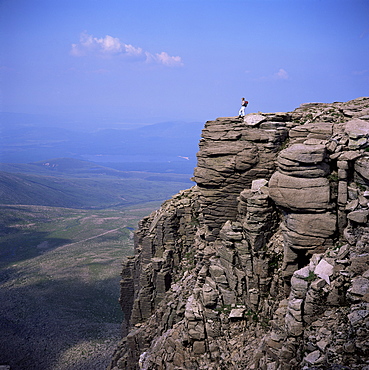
154,52,184,67
70,32,183,67
274,68,289,80
124,44,143,57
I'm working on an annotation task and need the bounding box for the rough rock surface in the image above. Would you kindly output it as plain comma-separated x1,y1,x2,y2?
109,97,369,370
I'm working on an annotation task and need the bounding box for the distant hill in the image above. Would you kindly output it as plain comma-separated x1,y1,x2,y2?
1,157,194,180
0,113,203,170
0,158,122,177
0,165,193,208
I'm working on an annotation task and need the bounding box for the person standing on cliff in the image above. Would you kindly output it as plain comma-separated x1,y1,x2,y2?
238,97,248,118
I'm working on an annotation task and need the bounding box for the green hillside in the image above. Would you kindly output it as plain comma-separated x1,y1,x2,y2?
0,169,192,209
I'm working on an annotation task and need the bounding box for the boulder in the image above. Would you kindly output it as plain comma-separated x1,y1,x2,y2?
269,172,330,211
278,160,330,178
284,212,336,238
279,143,326,164
345,118,369,139
202,284,218,308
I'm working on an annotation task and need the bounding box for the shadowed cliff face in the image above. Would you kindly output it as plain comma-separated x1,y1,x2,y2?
110,97,369,370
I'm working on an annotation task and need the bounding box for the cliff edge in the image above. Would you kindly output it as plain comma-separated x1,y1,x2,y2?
109,97,369,370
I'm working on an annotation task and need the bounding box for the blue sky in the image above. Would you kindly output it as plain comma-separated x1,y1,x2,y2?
1,0,368,124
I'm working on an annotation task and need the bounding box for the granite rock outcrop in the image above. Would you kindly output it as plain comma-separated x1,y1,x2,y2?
110,97,369,370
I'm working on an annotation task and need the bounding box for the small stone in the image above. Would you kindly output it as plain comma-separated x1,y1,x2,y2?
251,178,268,191
193,340,206,354
337,160,349,170
304,350,321,365
358,194,369,207
338,168,347,179
311,278,327,291
349,277,369,297
348,310,369,325
345,199,359,211
314,259,334,285
229,308,245,319
294,265,310,279
343,341,356,353
317,339,329,351
347,209,369,223
326,140,337,152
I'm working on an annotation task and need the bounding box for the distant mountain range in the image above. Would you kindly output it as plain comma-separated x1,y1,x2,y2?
0,113,202,208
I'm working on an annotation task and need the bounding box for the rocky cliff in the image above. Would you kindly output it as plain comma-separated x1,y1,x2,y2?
109,97,369,370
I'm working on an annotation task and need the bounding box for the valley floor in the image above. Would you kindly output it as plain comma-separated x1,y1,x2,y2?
0,203,161,370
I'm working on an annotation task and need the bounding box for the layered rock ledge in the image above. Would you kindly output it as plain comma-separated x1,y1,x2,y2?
110,97,369,370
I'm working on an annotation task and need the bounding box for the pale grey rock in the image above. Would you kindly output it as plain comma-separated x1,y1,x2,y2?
294,265,310,279
345,199,359,211
209,263,226,279
348,277,369,297
244,114,266,126
337,160,349,169
289,122,333,141
285,312,303,336
277,158,330,178
185,295,203,321
251,178,268,191
345,118,369,138
326,140,338,152
317,339,329,351
338,180,348,205
338,168,347,179
202,284,218,308
269,172,330,211
338,150,362,161
347,209,369,223
290,276,308,298
279,143,326,164
304,350,322,365
284,212,336,238
347,184,359,200
310,278,327,291
229,308,245,319
314,259,334,284
358,194,369,207
304,138,327,145
348,309,369,325
355,156,369,182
